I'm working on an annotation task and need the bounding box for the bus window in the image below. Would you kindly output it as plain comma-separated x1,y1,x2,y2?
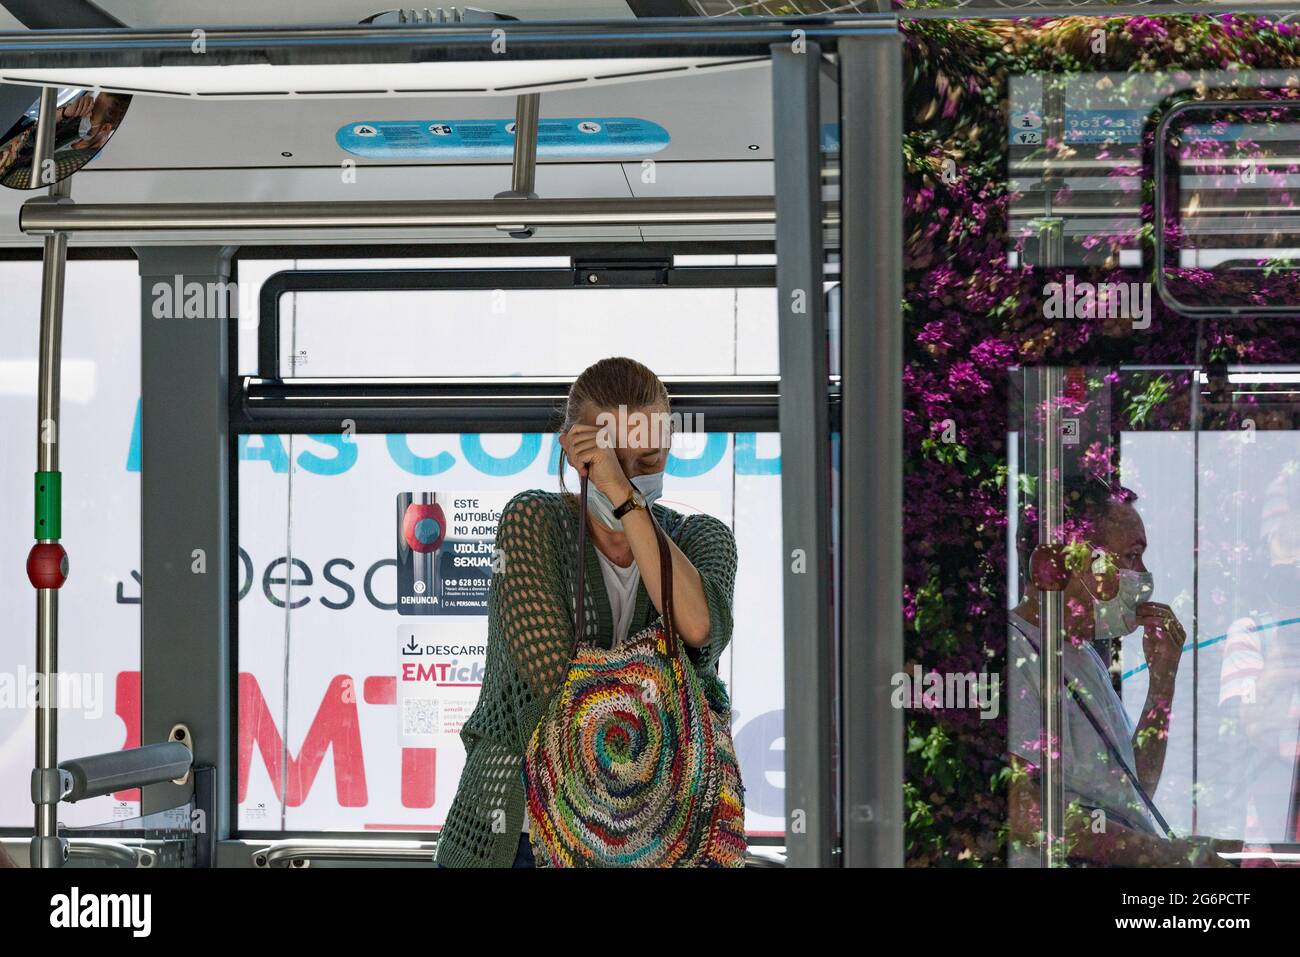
235,429,784,837
0,258,142,830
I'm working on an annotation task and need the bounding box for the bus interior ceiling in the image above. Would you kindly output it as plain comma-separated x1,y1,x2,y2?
0,30,783,248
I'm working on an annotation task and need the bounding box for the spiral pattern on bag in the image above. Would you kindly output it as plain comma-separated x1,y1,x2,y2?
524,625,724,867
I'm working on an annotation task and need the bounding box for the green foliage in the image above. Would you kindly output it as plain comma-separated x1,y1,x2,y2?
913,576,960,654
1124,374,1174,427
921,434,969,465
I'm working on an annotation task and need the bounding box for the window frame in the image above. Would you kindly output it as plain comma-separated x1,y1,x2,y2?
1155,94,1300,318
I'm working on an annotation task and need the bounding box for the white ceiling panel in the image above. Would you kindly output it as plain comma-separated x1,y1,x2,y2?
1,56,763,99
56,62,771,169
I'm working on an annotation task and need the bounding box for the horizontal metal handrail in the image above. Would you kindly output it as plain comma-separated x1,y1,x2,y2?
67,840,156,868
250,838,783,867
254,841,437,868
21,197,777,235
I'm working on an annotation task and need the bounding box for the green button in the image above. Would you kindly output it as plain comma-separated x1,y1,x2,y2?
35,471,60,541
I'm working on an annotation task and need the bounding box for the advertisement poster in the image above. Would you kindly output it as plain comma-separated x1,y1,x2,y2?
395,492,503,616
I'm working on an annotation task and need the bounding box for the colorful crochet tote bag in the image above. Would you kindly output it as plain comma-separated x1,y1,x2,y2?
522,472,747,867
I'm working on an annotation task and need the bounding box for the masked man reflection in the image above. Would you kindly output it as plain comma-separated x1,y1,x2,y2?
1008,478,1242,866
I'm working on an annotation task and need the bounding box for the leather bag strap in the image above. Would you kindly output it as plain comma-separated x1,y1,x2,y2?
572,471,675,659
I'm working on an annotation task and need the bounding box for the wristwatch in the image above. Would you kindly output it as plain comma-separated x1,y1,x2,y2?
612,486,648,520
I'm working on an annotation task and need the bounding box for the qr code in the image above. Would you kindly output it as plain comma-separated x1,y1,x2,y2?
402,697,441,736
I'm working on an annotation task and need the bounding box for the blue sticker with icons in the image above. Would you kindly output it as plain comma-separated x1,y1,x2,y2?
336,118,669,159
1009,108,1151,146
1009,108,1045,146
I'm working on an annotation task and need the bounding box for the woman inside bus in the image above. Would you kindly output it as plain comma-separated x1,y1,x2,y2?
436,356,739,867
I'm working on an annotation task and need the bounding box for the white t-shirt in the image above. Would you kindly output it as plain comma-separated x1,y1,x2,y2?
596,548,643,646
523,549,642,835
1007,609,1163,864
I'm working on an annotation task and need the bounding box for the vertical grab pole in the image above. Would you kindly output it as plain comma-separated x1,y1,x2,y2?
511,93,540,198
495,93,540,238
772,42,836,868
28,86,71,869
1037,367,1067,868
840,31,904,868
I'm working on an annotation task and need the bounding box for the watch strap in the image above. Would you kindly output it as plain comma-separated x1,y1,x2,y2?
612,488,642,519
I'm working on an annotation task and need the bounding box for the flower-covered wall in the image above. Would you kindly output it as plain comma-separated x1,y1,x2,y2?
899,13,1300,865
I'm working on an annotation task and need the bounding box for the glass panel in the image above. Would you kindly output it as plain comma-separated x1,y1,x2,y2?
904,11,1300,868
60,801,197,868
1007,366,1300,866
0,260,142,831
1190,370,1300,846
234,258,293,377
236,430,783,838
234,257,568,378
275,286,777,379
1162,102,1300,312
1009,69,1300,273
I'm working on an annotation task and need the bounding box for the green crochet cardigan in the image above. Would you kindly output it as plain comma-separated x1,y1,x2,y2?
435,487,739,868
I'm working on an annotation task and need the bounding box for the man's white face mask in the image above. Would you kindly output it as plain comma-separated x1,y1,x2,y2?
1088,566,1154,640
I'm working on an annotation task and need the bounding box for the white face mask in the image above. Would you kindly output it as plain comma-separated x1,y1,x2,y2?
587,470,664,531
1091,568,1154,640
